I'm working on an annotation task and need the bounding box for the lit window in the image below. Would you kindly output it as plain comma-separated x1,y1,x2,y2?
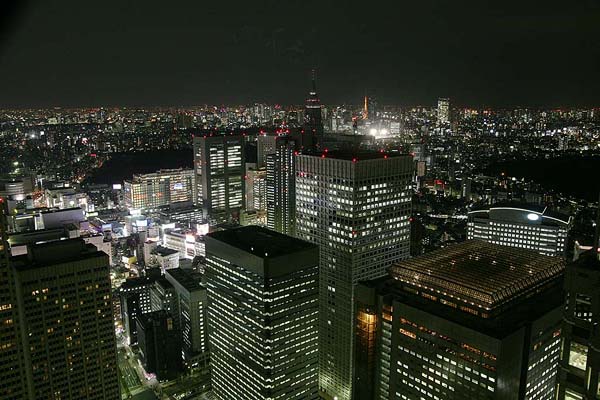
568,342,588,371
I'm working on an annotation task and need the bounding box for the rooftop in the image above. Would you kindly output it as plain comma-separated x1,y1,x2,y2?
11,238,105,271
301,150,410,162
207,226,315,258
361,272,563,338
469,202,571,224
165,268,204,292
153,246,179,256
120,276,157,290
389,240,565,311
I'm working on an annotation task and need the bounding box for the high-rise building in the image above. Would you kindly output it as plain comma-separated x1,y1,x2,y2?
205,226,319,400
468,203,572,257
556,242,600,398
245,167,267,212
165,268,210,371
119,276,156,345
0,200,27,400
193,134,245,223
295,151,413,400
303,70,324,149
257,134,278,168
266,136,297,236
123,168,194,211
355,241,565,400
149,275,176,314
136,310,182,381
11,238,120,399
437,97,450,127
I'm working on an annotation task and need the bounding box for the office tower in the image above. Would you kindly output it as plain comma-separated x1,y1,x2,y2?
136,310,182,381
556,228,600,398
205,226,319,400
257,134,278,168
468,203,572,257
245,167,267,212
266,136,296,236
123,168,194,211
119,276,156,345
295,151,413,400
149,275,176,314
355,241,565,400
303,70,324,149
11,238,120,399
193,134,246,223
165,268,210,371
437,97,450,127
0,201,27,400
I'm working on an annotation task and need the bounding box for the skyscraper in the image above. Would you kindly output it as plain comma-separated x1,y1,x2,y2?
245,167,267,212
119,275,156,345
437,97,450,127
11,238,120,399
205,226,319,400
136,310,182,381
193,134,246,223
467,203,572,257
266,136,297,236
556,220,600,399
295,151,413,400
355,241,565,400
0,200,27,400
257,133,278,168
303,70,324,149
165,268,210,371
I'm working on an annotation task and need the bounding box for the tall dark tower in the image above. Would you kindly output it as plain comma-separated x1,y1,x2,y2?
303,69,323,149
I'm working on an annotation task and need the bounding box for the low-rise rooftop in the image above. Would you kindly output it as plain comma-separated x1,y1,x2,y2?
389,240,565,312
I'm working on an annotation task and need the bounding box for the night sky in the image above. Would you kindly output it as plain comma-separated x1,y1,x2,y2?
1,0,599,108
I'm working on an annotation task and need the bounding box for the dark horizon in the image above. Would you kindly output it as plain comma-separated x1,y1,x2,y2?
1,0,599,109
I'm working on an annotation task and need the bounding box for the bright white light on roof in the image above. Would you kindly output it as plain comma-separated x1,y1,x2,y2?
369,128,378,136
527,213,540,221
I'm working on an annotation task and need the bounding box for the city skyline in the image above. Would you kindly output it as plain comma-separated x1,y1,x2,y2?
1,2,600,400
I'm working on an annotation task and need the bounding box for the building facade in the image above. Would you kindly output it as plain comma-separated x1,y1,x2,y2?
11,239,120,399
205,226,319,400
257,134,278,168
295,152,413,400
136,310,182,381
123,168,194,211
245,167,267,213
119,276,156,345
355,241,565,400
0,200,27,399
193,135,245,223
266,136,297,236
468,203,572,257
165,268,210,371
557,248,600,399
